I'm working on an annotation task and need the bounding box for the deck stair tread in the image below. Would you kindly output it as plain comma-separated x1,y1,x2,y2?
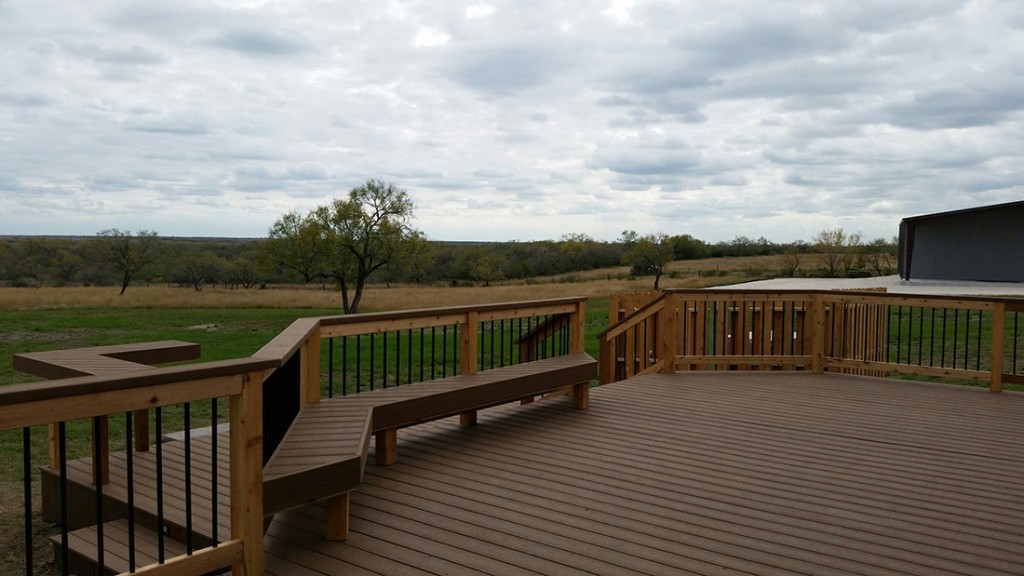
53,518,188,576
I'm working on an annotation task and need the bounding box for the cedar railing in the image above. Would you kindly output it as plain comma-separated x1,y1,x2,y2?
2,297,587,575
600,290,1024,391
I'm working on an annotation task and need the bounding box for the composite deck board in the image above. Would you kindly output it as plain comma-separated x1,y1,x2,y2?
52,371,1024,575
260,372,1024,576
54,432,233,540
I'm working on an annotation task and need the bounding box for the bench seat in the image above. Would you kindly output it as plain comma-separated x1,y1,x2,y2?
261,352,597,539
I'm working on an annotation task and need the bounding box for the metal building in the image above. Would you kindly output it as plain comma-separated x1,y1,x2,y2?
898,200,1024,282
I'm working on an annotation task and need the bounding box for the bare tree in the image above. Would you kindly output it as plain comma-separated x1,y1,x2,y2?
96,229,158,294
778,244,803,277
621,230,674,290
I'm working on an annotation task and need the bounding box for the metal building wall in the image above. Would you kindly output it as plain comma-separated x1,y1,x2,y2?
900,202,1024,282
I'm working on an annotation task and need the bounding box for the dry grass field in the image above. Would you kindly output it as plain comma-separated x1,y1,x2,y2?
0,255,782,311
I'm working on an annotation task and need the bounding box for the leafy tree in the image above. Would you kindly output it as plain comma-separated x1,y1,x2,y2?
228,256,262,289
620,230,674,290
262,211,327,284
51,247,83,286
178,249,221,291
311,179,423,313
559,232,593,262
670,234,709,260
95,229,158,294
455,246,507,286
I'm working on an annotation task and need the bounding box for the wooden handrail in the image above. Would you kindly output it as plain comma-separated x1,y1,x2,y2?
4,297,593,576
603,290,1021,392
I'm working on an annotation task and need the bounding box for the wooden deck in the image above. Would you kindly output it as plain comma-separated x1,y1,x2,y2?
262,372,1024,576
51,371,1024,575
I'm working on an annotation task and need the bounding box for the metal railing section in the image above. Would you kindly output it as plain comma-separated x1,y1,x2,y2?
3,297,588,575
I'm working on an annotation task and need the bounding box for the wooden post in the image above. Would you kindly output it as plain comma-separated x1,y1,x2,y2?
659,294,677,374
302,330,322,405
230,371,264,576
599,334,616,385
375,429,398,466
572,382,590,410
810,294,825,373
990,303,1005,393
570,300,587,354
461,311,478,376
460,411,478,427
325,492,350,541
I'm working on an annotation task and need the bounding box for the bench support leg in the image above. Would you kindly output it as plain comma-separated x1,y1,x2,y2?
572,382,590,410
325,492,350,541
460,410,477,427
375,428,398,466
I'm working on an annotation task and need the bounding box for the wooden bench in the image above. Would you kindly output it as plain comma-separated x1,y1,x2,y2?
262,352,597,540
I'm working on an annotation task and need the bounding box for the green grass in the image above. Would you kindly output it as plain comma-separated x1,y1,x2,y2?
0,307,345,386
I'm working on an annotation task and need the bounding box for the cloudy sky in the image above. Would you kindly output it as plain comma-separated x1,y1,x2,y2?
1,1,1022,243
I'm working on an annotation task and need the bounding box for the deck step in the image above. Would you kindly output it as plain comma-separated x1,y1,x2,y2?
53,518,189,576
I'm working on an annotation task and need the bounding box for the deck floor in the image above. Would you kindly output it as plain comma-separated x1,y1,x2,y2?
261,372,1024,575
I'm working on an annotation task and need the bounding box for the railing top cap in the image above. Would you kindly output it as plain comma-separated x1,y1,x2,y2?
0,357,277,407
316,296,588,326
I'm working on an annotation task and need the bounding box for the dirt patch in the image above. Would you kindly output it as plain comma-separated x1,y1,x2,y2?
186,324,219,331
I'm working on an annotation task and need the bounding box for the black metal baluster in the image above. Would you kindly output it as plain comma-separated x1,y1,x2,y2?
184,403,193,554
419,328,425,381
500,320,506,367
356,335,362,394
92,417,105,572
917,307,925,365
210,398,218,547
406,329,413,384
342,336,348,396
125,412,136,571
929,308,936,367
517,318,523,364
442,325,448,378
964,310,971,369
941,309,948,367
431,327,437,380
453,325,459,374
383,331,389,388
59,422,69,576
489,320,495,369
369,333,376,391
952,309,959,369
393,330,401,383
907,307,915,365
156,407,165,563
328,339,334,398
23,427,32,576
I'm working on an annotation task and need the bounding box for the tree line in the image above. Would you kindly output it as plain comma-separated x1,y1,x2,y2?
0,180,897,312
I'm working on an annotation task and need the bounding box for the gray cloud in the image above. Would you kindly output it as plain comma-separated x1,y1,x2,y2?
1,0,1021,243
211,29,310,57
446,45,568,95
